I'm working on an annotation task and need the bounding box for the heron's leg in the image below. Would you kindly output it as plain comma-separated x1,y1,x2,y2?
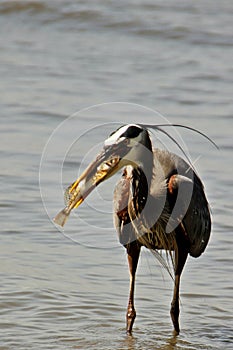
126,242,141,334
170,237,188,335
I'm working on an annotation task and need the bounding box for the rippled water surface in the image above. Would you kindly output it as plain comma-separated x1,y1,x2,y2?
1,1,233,349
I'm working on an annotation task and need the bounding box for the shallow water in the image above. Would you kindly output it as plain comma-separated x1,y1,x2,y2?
1,1,233,349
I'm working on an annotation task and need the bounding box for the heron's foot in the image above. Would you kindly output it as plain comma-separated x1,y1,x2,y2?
172,328,180,336
170,302,180,335
126,306,136,334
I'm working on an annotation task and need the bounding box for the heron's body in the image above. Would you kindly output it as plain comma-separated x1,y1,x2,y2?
54,124,212,334
113,147,211,334
114,148,211,257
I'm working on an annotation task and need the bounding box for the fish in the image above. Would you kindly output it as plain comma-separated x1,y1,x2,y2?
53,150,121,227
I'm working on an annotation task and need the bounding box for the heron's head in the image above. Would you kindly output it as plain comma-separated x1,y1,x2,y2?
104,124,152,168
63,124,152,211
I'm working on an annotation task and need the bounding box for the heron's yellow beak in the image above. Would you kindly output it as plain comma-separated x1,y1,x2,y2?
53,146,123,227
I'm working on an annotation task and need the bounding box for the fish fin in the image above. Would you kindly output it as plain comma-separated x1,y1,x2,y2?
64,184,73,206
53,208,70,227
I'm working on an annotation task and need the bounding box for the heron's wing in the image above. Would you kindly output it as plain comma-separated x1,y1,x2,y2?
166,174,194,233
166,168,211,257
153,148,211,257
181,178,211,257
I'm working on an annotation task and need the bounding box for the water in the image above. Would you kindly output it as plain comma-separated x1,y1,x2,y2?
1,1,233,349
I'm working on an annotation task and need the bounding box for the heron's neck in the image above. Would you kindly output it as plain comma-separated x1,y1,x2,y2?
131,152,153,207
138,147,154,187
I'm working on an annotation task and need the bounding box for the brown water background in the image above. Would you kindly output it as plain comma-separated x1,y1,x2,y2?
0,1,233,349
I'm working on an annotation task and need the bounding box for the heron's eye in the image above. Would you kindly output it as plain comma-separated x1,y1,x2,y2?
123,138,130,146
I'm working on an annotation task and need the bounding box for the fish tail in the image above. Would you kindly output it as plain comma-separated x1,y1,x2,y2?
53,207,70,227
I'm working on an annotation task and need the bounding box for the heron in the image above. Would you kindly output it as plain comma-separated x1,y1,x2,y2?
54,123,214,335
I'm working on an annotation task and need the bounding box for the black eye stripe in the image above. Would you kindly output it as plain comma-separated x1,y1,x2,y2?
121,126,142,138
108,125,143,141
